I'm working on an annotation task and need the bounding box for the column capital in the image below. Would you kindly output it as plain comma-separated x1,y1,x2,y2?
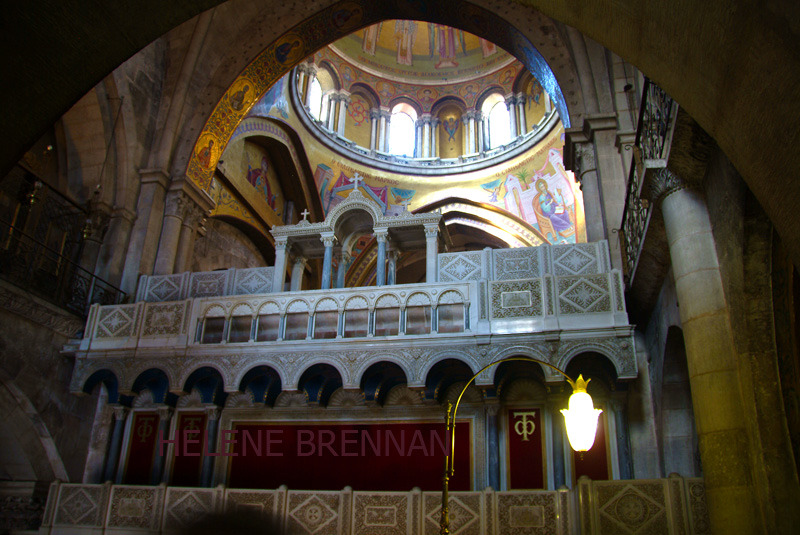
204,406,221,421
156,406,174,421
374,229,389,242
164,190,189,219
424,225,439,239
274,236,289,248
320,233,336,247
111,405,129,421
379,107,391,119
370,108,381,120
648,167,690,205
505,94,518,107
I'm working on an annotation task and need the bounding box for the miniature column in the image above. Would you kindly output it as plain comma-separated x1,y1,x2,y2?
153,190,188,275
290,258,306,291
336,252,349,289
337,92,350,136
424,225,438,283
421,115,432,158
476,112,485,153
461,114,470,154
150,407,173,484
431,118,439,158
327,94,338,130
415,119,423,157
506,95,518,138
485,403,501,490
103,406,129,482
375,230,388,286
387,250,398,285
320,233,336,290
516,94,527,135
272,236,289,292
381,108,391,152
200,406,220,487
654,168,759,535
369,108,380,151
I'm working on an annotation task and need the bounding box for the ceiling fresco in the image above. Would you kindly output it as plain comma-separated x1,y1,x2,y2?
328,20,515,85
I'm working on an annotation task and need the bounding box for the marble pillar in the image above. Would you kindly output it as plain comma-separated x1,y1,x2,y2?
290,258,306,291
375,231,387,286
174,204,205,273
200,407,220,487
424,225,438,283
103,406,128,483
150,407,172,484
517,94,527,135
369,109,379,152
655,168,759,535
387,250,398,286
153,190,187,275
321,233,335,290
485,403,501,490
337,93,349,136
431,119,439,158
506,95,518,138
120,169,168,294
272,237,288,292
336,252,348,289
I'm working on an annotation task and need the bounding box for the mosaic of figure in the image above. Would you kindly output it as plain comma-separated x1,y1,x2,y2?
394,20,417,66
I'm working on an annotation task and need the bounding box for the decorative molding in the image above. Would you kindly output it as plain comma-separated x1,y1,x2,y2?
0,282,84,337
648,168,690,205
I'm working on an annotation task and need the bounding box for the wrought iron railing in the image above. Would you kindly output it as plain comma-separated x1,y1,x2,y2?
620,78,677,284
0,219,125,318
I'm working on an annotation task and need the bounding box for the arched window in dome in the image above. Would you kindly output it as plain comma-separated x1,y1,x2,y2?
389,103,417,157
307,76,324,121
482,93,511,150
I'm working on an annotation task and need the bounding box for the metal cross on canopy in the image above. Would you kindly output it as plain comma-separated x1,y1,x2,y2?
300,208,309,221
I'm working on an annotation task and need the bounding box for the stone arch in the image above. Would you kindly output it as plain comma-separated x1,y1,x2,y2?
292,357,351,391
0,371,69,482
353,356,412,389
81,368,121,404
558,342,630,381
359,360,408,405
131,368,171,403
176,361,231,395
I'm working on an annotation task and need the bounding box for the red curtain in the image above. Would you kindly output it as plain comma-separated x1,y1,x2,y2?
169,411,207,487
228,421,471,491
506,408,545,489
123,411,159,484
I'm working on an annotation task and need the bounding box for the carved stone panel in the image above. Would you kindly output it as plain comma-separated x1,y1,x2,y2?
106,485,164,531
352,493,412,535
439,252,483,282
95,304,139,338
490,280,542,319
494,248,541,281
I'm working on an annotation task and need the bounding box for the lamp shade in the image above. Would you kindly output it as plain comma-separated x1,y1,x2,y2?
560,375,602,452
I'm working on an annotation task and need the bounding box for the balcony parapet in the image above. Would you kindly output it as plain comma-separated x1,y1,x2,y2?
39,475,709,534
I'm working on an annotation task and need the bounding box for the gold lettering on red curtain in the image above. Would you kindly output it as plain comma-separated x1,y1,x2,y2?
123,411,159,484
170,412,207,486
506,408,545,489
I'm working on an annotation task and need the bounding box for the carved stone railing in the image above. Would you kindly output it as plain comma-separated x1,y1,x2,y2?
620,79,678,284
69,241,634,394
39,475,709,534
135,266,274,302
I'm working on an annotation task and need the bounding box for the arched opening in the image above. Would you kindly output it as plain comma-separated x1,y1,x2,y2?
388,102,417,157
482,93,511,149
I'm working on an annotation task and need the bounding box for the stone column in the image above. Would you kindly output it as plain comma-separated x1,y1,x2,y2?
369,109,379,152
120,169,169,294
424,225,438,283
476,113,485,153
431,118,439,158
517,94,527,135
544,92,552,113
173,202,206,273
337,92,350,136
290,258,306,291
103,406,128,482
381,108,391,152
570,141,605,242
272,237,288,292
153,190,188,275
610,397,633,480
378,109,387,152
336,252,348,289
150,407,173,484
485,403,501,490
94,207,136,287
375,230,387,286
654,168,759,535
550,402,567,488
414,119,422,158
326,94,338,131
200,407,220,487
387,250,398,285
468,111,477,153
505,95,518,138
461,114,470,154
421,114,432,157
296,64,308,105
320,233,335,290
